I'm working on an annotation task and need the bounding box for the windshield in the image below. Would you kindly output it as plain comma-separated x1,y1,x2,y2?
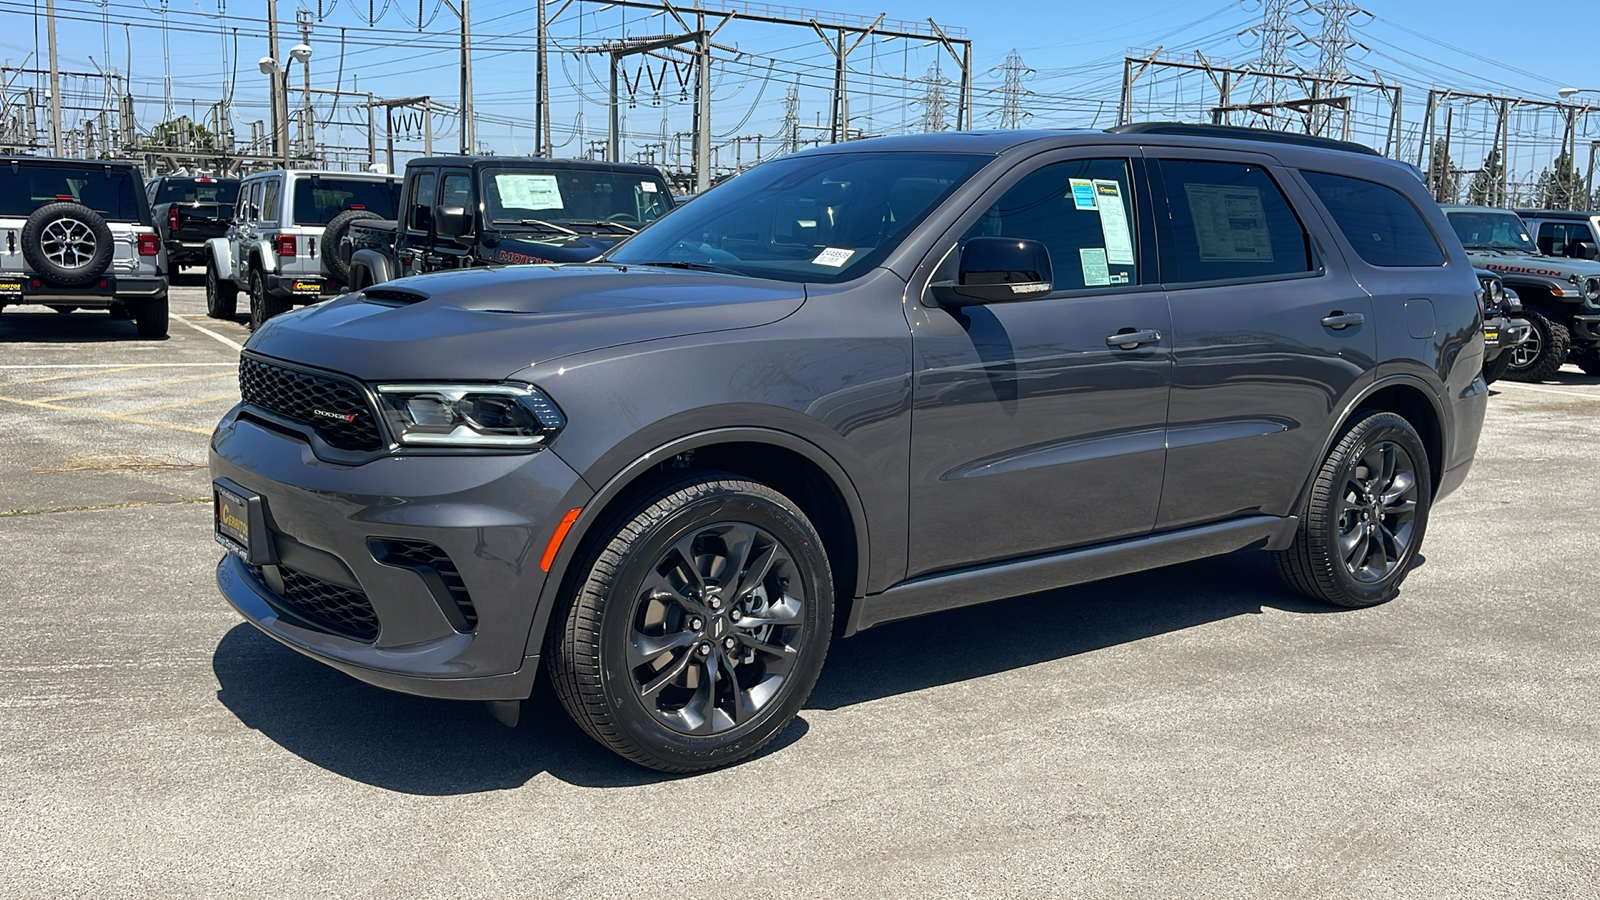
292,177,400,225
0,165,142,221
1447,211,1538,253
155,178,240,208
605,151,990,283
482,167,673,230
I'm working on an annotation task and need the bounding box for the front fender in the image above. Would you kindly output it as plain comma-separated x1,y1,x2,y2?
206,237,235,281
349,249,394,286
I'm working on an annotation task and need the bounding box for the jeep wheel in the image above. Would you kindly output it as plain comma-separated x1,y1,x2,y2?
206,259,238,319
1274,411,1431,609
1572,345,1600,377
1505,310,1570,382
247,268,290,331
548,473,833,772
22,202,115,287
134,294,169,339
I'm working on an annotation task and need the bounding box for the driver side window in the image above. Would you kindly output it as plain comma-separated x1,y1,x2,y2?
960,158,1140,292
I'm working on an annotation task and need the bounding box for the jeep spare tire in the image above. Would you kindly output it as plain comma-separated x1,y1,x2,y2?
22,202,115,287
321,209,381,284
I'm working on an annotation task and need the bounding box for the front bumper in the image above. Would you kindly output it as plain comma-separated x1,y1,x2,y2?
0,272,167,307
1571,313,1600,344
1483,316,1531,361
166,240,212,265
210,406,592,701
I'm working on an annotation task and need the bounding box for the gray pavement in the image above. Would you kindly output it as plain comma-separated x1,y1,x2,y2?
1,283,1596,897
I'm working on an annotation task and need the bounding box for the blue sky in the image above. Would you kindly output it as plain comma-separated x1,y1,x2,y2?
1,0,1592,173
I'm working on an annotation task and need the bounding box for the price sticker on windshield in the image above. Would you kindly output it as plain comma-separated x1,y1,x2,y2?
812,247,855,267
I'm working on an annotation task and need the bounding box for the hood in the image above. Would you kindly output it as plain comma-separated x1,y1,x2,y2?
1464,248,1600,280
245,264,806,382
483,232,617,265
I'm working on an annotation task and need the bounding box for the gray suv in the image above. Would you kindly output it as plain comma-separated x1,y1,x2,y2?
210,124,1487,771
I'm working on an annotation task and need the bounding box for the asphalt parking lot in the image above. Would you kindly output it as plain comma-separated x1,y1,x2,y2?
2,281,1597,897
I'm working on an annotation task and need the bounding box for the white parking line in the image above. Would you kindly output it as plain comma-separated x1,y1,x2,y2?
1496,382,1600,401
172,315,245,352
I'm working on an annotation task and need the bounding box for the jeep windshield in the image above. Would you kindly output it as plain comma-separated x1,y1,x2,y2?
1447,211,1538,254
483,167,673,233
604,151,989,284
0,164,142,221
293,177,400,225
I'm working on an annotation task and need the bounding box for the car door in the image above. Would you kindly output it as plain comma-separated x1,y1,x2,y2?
905,150,1173,578
229,179,261,279
400,166,438,277
1146,150,1376,531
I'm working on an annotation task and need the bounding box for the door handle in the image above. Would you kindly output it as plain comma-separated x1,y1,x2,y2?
1106,329,1162,349
1321,311,1365,330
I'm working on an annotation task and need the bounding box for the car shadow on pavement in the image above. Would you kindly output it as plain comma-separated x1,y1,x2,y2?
0,309,165,342
211,549,1337,794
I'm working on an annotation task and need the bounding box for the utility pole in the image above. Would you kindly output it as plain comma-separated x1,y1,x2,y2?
46,0,61,155
781,81,800,153
266,0,287,165
694,11,711,192
297,9,314,164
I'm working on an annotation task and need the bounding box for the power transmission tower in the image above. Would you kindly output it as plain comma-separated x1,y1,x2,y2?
1244,0,1300,125
781,81,800,153
918,63,951,133
1305,0,1369,135
990,49,1034,129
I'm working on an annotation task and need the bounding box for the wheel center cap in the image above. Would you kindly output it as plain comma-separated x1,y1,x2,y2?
711,616,728,639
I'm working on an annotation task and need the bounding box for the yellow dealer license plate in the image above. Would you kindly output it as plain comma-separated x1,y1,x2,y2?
214,484,250,556
0,281,22,296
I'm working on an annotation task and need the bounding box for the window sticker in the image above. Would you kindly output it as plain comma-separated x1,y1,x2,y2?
640,181,659,193
812,247,855,267
1080,247,1111,286
1183,183,1274,262
1069,179,1098,211
1093,180,1136,265
494,173,564,210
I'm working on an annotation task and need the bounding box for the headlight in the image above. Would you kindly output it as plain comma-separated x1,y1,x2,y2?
1586,277,1600,301
374,383,565,449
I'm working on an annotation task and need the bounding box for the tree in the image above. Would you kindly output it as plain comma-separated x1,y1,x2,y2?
1467,148,1504,206
1535,150,1584,210
1427,138,1459,203
144,116,217,152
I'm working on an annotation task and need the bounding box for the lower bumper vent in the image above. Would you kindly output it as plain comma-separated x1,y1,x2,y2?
370,539,479,633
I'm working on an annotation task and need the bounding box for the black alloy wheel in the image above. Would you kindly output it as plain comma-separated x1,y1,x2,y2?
206,259,238,319
548,473,833,772
1274,411,1431,608
247,267,289,331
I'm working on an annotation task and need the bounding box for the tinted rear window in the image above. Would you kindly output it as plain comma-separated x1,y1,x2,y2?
292,178,399,225
0,165,142,221
1156,159,1314,283
1301,171,1444,267
155,178,240,207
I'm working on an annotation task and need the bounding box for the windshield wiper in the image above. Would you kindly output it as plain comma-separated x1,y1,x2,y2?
632,260,743,276
564,219,638,234
491,218,579,236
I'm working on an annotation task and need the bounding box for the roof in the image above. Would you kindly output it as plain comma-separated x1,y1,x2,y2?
1108,122,1382,156
1514,208,1599,219
406,155,667,176
0,155,140,169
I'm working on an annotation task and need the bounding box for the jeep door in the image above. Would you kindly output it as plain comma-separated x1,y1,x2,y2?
905,150,1173,577
1145,150,1376,530
398,165,438,278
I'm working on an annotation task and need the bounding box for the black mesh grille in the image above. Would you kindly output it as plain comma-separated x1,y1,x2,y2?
372,539,478,632
238,356,383,452
275,566,380,641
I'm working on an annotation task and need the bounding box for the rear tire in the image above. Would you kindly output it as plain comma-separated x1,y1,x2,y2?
247,267,290,331
134,294,169,339
206,258,238,319
1274,411,1431,609
1506,310,1570,382
548,472,833,772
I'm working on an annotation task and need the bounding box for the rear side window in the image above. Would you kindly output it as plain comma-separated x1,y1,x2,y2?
1537,221,1595,257
961,158,1140,291
261,179,282,223
1156,159,1313,284
1301,171,1444,267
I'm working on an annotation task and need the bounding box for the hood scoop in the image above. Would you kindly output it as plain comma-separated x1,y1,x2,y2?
360,287,430,307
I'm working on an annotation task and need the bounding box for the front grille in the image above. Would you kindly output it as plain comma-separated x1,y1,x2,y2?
273,566,380,641
238,356,384,452
371,539,478,632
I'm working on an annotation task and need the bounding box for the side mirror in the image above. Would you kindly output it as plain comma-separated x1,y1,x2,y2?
1568,240,1599,260
930,237,1054,308
434,204,470,241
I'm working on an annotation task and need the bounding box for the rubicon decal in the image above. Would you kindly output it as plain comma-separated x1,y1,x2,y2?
1485,264,1565,278
312,409,358,423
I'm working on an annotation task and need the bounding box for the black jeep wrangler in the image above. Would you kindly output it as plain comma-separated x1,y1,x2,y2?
342,156,674,289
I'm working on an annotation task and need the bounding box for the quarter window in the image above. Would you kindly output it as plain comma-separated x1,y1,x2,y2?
1301,171,1443,267
961,158,1140,291
1157,159,1313,284
261,179,281,223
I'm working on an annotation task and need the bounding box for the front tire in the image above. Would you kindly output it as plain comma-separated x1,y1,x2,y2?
548,473,833,772
1506,309,1570,382
1571,344,1600,377
1274,411,1431,608
206,259,238,319
247,267,290,331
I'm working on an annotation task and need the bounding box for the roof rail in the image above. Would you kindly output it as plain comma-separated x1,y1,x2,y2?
1106,122,1382,157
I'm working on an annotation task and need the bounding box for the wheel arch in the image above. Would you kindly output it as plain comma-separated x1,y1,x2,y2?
1300,375,1446,513
348,249,393,288
529,428,872,668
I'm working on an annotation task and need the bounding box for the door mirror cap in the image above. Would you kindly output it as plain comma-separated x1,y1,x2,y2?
930,237,1054,308
434,204,470,241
